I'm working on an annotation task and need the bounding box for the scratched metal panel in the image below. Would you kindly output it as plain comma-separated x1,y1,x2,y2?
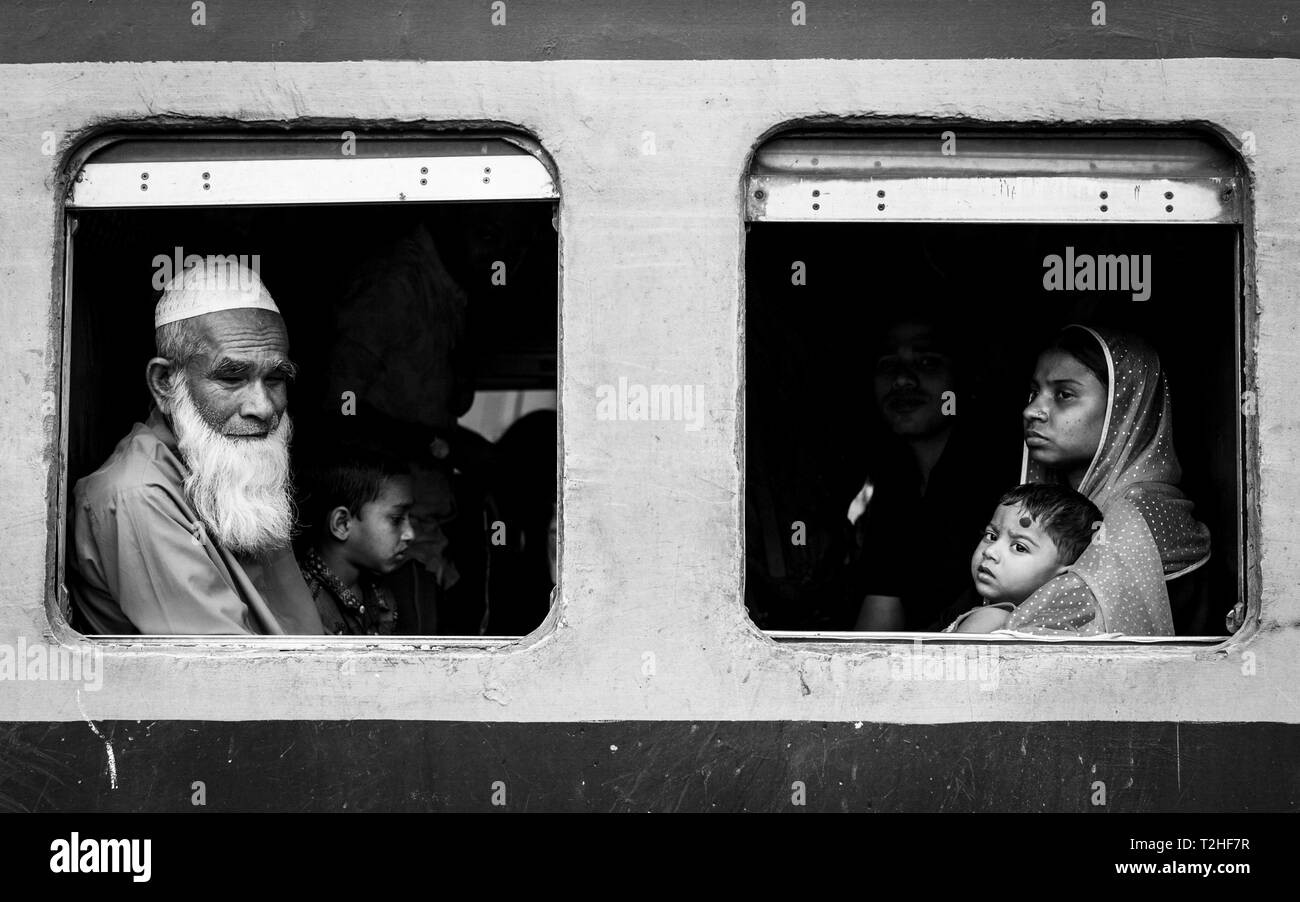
0,58,1295,729
2,721,1297,812
0,0,1297,62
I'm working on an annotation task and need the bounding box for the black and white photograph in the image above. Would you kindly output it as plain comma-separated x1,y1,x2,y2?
0,0,1294,883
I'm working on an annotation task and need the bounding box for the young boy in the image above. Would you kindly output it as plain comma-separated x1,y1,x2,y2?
948,484,1102,633
295,452,416,636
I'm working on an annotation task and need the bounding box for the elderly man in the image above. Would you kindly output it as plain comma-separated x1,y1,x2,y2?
69,260,324,634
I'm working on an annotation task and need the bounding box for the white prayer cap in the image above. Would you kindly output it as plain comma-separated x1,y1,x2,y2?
154,257,280,328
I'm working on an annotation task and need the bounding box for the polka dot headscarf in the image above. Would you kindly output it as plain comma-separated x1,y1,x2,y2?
1008,326,1211,636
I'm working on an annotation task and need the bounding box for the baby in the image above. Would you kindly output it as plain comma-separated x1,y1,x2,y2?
949,483,1102,633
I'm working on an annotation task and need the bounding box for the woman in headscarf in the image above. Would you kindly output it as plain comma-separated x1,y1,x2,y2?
1005,325,1211,636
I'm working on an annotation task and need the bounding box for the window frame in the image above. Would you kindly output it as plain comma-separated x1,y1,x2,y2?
740,123,1253,647
51,125,563,646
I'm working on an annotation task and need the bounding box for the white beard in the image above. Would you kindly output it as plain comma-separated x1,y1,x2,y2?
169,377,296,556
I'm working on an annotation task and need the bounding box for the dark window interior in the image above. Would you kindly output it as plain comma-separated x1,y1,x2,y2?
745,222,1240,635
67,201,558,636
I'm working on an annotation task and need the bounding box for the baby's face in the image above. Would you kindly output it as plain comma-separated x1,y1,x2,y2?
970,503,1066,605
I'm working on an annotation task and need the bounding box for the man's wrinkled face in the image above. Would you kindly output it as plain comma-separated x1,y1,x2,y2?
169,309,296,436
872,321,957,438
162,308,298,556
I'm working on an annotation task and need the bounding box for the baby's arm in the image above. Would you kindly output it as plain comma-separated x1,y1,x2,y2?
953,605,1013,633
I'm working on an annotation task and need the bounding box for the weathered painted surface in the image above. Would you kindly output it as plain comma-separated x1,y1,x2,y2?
0,58,1296,732
1,1,1297,62
3,720,1297,812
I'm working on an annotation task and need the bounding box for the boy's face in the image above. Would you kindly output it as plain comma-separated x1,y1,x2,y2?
969,503,1067,605
346,475,416,575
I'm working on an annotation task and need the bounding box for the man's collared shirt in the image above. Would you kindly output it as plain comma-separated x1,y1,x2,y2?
297,547,398,636
69,409,326,635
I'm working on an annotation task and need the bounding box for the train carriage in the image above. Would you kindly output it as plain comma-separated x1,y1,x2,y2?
0,0,1298,813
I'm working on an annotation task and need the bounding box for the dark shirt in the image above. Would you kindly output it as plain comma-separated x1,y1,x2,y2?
297,547,398,636
850,424,1020,631
744,432,866,632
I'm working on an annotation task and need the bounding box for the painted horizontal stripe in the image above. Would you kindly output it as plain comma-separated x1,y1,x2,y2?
0,0,1296,63
2,720,1296,811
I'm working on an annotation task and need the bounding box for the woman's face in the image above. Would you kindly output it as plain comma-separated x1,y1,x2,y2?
1023,349,1108,472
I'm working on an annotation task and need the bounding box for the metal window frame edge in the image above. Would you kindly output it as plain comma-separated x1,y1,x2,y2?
47,122,564,652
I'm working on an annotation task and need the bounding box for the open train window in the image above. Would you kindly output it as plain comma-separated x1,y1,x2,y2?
744,128,1246,642
59,132,559,640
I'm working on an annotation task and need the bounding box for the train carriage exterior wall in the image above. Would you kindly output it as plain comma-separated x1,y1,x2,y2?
1,3,1298,810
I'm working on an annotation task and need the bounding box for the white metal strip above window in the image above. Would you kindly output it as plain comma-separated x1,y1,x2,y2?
749,175,1233,223
747,133,1243,224
69,146,557,208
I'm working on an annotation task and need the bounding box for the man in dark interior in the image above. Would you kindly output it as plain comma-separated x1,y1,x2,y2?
743,283,869,632
484,409,558,634
850,315,1020,631
318,219,554,636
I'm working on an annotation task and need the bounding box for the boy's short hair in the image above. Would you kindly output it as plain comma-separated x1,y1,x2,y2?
295,447,410,541
997,484,1103,566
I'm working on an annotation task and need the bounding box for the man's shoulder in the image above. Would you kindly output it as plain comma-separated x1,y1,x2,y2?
74,419,185,510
